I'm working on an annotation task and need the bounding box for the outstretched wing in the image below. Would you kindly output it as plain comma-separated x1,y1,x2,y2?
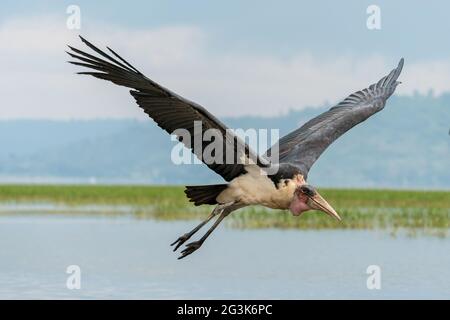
267,58,404,177
67,36,269,182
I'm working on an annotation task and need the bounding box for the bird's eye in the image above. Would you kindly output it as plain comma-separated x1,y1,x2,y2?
300,185,315,196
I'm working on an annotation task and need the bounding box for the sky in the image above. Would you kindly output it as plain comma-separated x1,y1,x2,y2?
1,0,450,119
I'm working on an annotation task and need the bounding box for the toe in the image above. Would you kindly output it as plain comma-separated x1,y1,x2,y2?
170,234,190,251
178,241,202,259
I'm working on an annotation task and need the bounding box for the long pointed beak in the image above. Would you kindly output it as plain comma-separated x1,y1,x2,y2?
308,192,341,221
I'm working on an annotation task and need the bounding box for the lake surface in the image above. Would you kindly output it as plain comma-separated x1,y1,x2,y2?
0,214,448,299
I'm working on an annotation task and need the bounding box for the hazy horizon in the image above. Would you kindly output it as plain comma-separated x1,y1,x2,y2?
1,93,449,188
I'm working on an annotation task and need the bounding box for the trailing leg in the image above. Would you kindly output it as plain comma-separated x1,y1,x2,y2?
170,203,227,251
177,202,243,260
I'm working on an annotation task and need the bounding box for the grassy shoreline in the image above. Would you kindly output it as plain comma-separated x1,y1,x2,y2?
0,185,448,234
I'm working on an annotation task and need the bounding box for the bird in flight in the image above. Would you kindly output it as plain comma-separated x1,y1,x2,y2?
67,36,404,259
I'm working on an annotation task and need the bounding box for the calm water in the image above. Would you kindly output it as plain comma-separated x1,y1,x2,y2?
0,214,448,299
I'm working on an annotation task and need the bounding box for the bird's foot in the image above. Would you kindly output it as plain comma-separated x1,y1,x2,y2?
178,241,203,260
170,233,191,251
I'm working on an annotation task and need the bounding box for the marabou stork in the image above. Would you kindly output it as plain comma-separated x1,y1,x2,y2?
67,36,404,259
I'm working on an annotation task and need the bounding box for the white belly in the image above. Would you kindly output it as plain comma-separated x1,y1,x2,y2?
216,165,303,209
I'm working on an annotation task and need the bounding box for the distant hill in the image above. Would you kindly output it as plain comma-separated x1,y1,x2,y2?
1,93,449,188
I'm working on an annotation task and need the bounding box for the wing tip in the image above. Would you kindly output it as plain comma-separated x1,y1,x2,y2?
396,57,404,77
386,57,404,86
395,58,404,85
381,57,404,88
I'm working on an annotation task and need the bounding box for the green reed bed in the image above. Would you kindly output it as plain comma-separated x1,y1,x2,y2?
0,185,448,233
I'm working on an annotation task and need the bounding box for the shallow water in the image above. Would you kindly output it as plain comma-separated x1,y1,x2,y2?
0,214,448,299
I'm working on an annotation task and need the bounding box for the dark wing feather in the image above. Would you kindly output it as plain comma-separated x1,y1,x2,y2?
67,36,268,181
267,58,404,177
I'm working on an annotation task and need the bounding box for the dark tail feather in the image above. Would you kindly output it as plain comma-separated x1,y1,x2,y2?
184,184,228,206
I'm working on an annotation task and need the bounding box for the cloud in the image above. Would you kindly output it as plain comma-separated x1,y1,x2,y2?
1,15,450,120
396,60,450,97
